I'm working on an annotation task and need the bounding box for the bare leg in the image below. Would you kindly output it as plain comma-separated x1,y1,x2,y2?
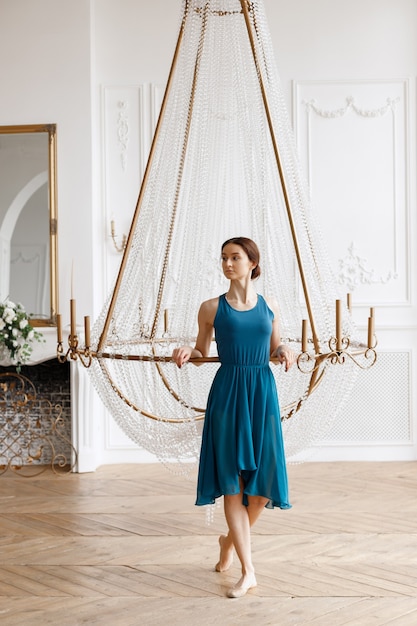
215,491,268,572
222,479,268,597
215,534,234,572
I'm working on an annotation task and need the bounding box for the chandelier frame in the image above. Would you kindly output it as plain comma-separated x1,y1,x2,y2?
56,0,377,427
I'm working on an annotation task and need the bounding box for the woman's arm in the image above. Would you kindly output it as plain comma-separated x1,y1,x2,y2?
267,297,295,371
172,298,217,368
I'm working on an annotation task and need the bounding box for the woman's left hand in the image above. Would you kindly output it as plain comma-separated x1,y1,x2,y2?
274,344,296,371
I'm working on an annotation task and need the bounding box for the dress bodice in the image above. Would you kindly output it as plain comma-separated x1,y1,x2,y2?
214,293,273,366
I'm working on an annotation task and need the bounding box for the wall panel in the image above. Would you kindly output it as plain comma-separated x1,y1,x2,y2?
294,79,410,307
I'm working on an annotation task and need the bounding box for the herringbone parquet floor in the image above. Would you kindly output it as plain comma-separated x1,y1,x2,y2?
1,461,417,625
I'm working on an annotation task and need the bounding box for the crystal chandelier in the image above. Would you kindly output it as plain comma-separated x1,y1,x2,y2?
57,0,377,467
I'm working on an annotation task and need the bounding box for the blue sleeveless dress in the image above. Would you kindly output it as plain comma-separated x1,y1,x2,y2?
196,294,291,509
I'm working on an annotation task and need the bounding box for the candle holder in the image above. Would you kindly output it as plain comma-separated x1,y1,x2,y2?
297,298,377,375
57,295,377,377
56,305,92,368
57,334,92,368
110,219,127,253
55,291,377,429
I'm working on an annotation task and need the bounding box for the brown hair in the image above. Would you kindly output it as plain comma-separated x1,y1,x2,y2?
221,237,261,280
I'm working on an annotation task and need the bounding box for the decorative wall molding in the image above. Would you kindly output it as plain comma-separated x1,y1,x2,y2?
102,85,144,261
95,83,166,461
303,95,400,119
294,78,410,306
116,100,129,171
337,242,398,292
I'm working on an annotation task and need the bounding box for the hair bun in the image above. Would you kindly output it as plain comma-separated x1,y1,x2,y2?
251,264,261,280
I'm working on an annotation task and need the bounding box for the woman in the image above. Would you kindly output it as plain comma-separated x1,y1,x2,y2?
172,237,294,598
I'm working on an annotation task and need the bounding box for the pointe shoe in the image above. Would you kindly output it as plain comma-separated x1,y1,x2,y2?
215,535,233,572
226,576,257,598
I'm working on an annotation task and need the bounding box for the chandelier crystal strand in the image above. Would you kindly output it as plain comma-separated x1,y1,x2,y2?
67,0,377,471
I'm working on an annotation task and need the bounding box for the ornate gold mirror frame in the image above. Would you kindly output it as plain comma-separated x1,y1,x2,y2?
0,124,58,326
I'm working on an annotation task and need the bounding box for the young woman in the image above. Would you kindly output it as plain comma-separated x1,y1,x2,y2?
172,237,294,598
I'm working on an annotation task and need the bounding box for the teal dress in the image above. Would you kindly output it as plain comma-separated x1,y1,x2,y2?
196,294,291,509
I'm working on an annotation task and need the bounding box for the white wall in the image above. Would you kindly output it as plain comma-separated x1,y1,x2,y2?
0,0,95,320
91,0,417,465
267,0,417,460
0,0,100,469
1,0,415,466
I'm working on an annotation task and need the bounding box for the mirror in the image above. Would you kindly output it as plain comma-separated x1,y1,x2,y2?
0,124,58,326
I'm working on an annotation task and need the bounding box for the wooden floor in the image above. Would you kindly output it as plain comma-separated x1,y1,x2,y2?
1,462,417,625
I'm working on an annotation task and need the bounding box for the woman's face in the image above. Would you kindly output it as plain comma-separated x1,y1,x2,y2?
221,243,255,280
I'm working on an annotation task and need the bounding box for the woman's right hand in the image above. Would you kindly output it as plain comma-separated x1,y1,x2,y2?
172,345,193,368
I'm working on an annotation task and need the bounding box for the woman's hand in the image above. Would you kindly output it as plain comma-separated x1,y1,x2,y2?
274,344,296,371
172,345,193,368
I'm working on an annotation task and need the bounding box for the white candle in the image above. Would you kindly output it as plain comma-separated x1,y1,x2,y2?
84,315,91,348
335,299,342,351
347,293,352,311
301,319,308,352
56,313,63,344
367,315,374,349
70,299,76,338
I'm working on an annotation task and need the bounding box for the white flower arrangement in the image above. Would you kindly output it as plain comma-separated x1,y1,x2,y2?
0,299,44,371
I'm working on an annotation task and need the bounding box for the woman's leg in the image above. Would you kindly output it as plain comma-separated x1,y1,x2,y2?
216,490,268,572
220,479,268,597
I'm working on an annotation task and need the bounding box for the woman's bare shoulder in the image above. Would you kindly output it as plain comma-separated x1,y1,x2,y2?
264,295,280,316
201,295,220,308
199,296,220,323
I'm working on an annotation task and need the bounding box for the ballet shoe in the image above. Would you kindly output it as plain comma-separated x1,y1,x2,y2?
226,575,257,598
215,534,233,572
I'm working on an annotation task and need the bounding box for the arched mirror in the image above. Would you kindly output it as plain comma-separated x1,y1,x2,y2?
0,124,58,327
